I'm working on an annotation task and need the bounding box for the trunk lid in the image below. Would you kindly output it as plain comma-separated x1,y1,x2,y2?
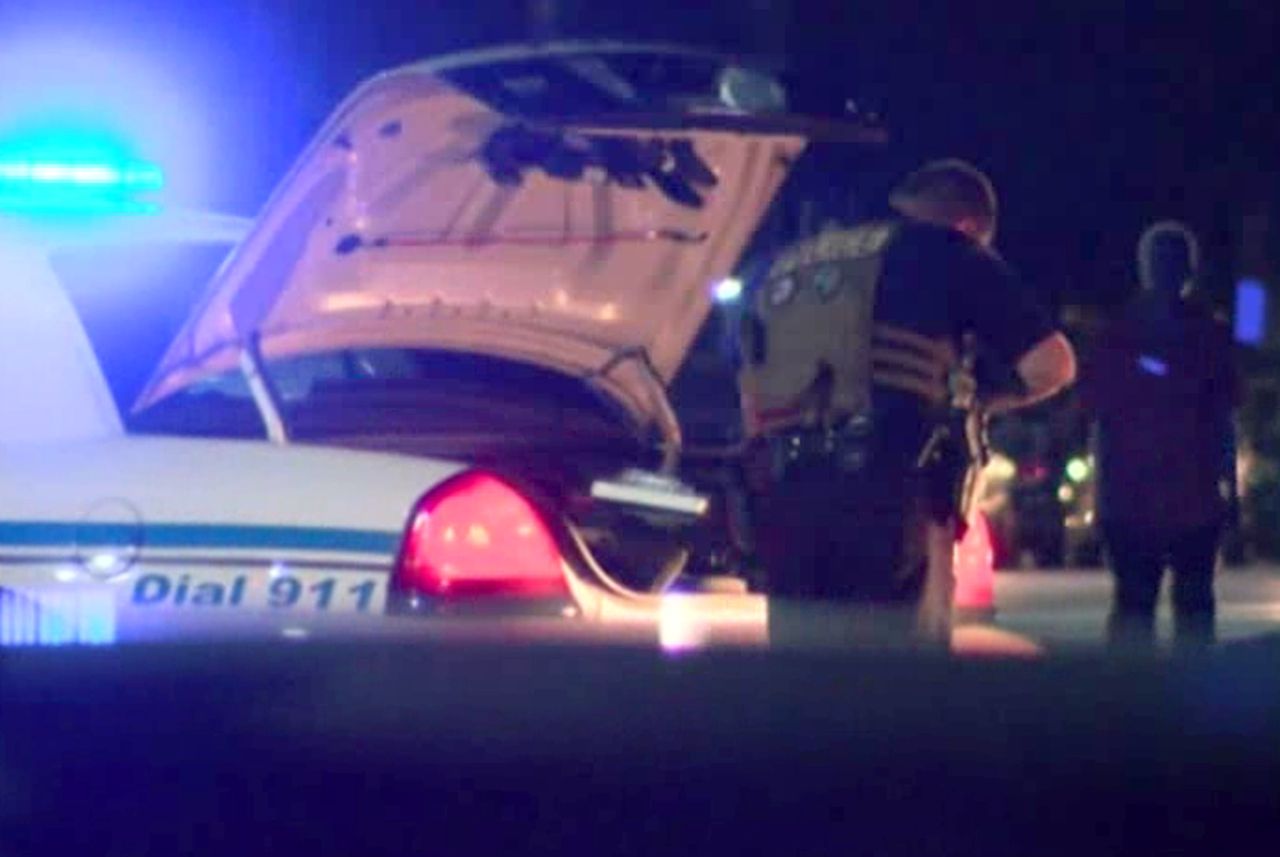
137,45,886,430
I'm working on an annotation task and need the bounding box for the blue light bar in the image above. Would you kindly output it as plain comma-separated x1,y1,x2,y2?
0,160,163,188
0,157,164,215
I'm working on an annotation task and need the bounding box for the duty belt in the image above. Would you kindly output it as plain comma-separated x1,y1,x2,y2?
746,324,965,435
760,418,875,480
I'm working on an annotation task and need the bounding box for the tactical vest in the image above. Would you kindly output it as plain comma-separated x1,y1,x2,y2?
740,223,961,438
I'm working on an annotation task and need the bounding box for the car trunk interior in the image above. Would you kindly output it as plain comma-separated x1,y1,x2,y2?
132,349,750,593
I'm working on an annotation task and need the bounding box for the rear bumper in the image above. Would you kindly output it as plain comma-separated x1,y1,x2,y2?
0,566,767,649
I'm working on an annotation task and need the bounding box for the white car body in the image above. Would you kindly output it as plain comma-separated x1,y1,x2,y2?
0,207,765,646
0,216,451,640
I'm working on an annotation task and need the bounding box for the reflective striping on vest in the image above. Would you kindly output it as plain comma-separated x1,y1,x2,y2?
869,365,949,405
872,323,957,365
872,344,945,383
869,323,957,407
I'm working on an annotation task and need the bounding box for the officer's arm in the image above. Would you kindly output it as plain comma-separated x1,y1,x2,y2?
983,332,1077,415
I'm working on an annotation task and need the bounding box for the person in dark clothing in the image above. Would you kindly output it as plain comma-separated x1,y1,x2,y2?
740,160,1076,645
1080,221,1239,649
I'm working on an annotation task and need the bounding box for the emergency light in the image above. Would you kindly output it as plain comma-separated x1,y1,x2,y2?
0,156,164,214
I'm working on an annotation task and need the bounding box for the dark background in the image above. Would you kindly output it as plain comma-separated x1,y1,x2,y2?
2,0,1277,308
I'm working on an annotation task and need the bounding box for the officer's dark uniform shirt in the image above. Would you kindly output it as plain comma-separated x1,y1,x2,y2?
870,219,1055,462
745,219,1056,604
1081,292,1237,529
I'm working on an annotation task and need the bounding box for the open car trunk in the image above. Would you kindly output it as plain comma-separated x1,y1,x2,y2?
133,44,886,594
134,346,748,592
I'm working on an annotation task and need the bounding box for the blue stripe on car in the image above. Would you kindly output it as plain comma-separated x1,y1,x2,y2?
0,522,400,555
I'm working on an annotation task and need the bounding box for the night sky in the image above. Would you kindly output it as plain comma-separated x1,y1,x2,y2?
3,0,1277,309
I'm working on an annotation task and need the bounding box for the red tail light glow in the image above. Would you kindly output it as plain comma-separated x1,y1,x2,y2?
396,472,567,598
954,511,995,611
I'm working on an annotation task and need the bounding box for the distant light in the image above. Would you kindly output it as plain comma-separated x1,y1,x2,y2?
1065,457,1091,484
1058,484,1075,504
1022,461,1050,482
281,626,309,640
713,276,744,303
1235,278,1267,345
1137,355,1169,377
985,454,1017,482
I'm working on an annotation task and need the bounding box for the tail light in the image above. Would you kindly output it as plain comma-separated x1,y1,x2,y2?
394,472,568,598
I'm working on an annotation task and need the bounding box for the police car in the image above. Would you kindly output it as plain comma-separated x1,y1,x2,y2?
129,47,897,624
4,45,1029,653
0,200,773,647
0,44,887,647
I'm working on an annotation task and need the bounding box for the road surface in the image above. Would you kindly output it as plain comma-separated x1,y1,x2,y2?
987,565,1280,648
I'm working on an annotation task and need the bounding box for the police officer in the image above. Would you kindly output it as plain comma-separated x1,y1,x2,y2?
740,159,1076,645
1081,221,1238,649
